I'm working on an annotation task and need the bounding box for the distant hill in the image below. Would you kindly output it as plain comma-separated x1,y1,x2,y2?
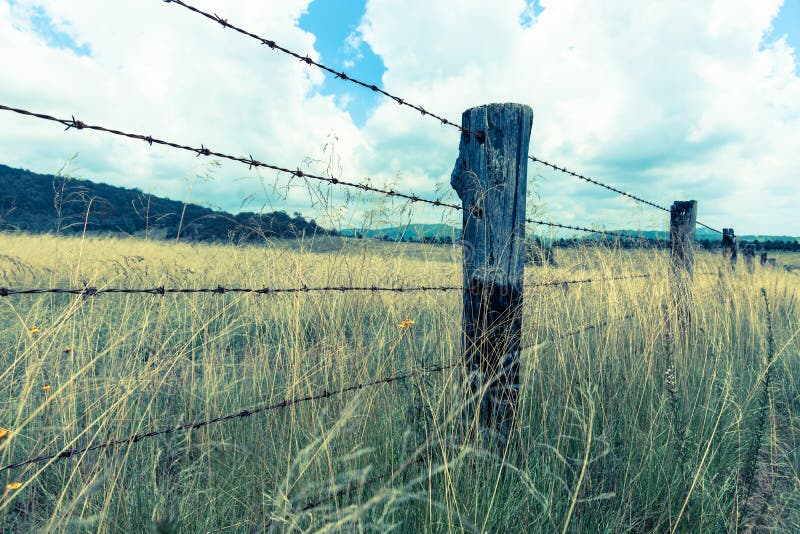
340,224,799,248
339,224,460,242
0,164,331,242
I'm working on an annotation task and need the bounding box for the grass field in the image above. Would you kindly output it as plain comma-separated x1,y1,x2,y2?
0,233,798,532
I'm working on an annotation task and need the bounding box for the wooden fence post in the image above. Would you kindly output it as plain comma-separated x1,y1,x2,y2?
670,201,697,332
722,228,737,270
743,244,756,273
451,103,533,440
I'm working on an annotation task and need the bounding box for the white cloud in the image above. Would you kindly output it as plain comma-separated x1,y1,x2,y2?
0,0,364,216
354,0,800,234
0,0,797,235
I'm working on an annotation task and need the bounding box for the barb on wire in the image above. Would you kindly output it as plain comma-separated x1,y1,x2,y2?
0,284,462,298
0,103,665,242
530,156,669,213
0,274,658,299
523,218,660,241
0,104,462,212
0,361,456,472
530,156,723,235
526,273,652,290
161,0,482,141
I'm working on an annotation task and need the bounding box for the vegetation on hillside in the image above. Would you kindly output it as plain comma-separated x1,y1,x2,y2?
0,164,330,242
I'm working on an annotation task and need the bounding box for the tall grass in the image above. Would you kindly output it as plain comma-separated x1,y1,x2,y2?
0,233,797,532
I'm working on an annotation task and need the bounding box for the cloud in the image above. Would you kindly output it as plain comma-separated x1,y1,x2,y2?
0,0,364,217
354,0,800,234
0,0,798,235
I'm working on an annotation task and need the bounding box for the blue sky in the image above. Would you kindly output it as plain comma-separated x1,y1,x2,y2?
769,0,800,56
7,0,91,56
299,0,385,126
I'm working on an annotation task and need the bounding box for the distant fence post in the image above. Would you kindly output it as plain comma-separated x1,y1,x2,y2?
722,228,737,270
743,244,756,273
451,103,533,441
670,201,697,332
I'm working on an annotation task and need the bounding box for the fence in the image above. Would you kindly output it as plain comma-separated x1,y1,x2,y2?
0,0,791,506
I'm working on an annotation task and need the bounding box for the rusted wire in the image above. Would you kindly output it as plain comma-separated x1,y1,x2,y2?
161,0,483,141
0,104,462,212
0,361,457,472
0,103,642,240
530,156,670,213
530,156,723,235
0,284,462,297
0,274,658,299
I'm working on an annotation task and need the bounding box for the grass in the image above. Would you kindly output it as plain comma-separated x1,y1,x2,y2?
0,232,797,532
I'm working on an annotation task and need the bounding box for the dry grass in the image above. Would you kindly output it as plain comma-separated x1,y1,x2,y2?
0,232,797,532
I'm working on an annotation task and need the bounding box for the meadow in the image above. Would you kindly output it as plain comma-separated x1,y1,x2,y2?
0,232,797,533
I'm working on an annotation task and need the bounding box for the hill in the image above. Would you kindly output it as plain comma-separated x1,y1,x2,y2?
0,164,330,242
340,224,799,248
339,223,459,242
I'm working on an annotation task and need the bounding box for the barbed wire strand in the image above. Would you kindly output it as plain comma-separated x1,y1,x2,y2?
0,285,462,297
529,156,723,235
0,362,457,472
161,0,483,141
0,103,649,241
530,156,670,213
0,273,660,299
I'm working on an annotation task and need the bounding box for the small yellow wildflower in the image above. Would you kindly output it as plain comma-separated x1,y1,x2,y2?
0,428,8,440
397,318,415,329
41,385,52,392
29,326,41,335
5,482,21,491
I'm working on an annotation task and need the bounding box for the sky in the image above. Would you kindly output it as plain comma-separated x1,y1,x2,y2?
0,0,798,236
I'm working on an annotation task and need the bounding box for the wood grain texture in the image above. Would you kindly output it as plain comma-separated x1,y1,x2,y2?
451,103,533,437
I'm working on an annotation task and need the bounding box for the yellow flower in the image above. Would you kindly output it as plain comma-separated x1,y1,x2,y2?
397,318,415,329
29,326,41,335
0,428,8,440
5,482,21,491
41,385,52,392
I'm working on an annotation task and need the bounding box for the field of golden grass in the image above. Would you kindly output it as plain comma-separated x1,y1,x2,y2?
0,233,797,532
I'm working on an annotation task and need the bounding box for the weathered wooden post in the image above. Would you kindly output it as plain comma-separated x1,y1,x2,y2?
451,103,532,440
722,228,737,270
760,252,768,266
670,201,697,332
743,244,756,273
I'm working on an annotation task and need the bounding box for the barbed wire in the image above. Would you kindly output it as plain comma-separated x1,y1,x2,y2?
0,361,457,472
161,0,483,141
529,156,724,235
0,273,659,299
0,103,645,241
0,284,462,297
527,274,652,291
0,103,462,212
530,156,670,213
